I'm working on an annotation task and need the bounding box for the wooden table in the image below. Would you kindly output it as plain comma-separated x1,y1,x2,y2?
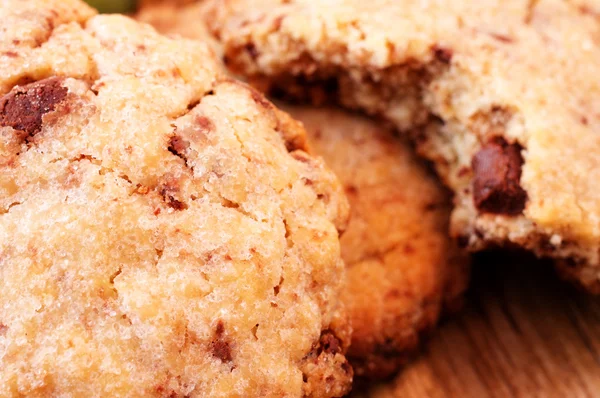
361,252,600,398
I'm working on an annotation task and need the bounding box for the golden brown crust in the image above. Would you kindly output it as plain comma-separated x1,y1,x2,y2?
283,105,469,379
0,1,351,396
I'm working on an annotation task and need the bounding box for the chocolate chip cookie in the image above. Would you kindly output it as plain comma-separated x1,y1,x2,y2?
0,1,352,396
282,105,469,379
200,0,600,291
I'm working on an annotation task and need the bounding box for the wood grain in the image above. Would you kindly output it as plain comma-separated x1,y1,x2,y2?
359,252,600,398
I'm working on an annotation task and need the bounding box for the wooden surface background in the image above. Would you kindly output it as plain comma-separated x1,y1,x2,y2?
359,252,600,398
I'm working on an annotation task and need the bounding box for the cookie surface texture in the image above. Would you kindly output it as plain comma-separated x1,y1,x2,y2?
283,106,469,379
0,1,352,397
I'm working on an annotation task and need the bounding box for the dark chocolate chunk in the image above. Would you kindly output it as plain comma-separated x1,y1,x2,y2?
212,321,233,362
472,138,527,215
0,77,68,139
432,45,453,63
168,135,190,158
163,195,187,211
159,178,188,211
302,329,344,362
212,340,232,362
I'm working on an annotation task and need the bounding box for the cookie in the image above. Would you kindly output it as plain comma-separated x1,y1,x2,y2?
282,105,469,379
200,0,600,291
0,1,352,396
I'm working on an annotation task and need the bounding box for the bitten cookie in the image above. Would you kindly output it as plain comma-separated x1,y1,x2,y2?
0,1,352,397
283,106,469,379
199,0,600,291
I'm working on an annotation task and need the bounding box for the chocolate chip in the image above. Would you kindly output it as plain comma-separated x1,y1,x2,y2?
432,45,453,63
302,329,344,362
212,340,232,362
472,138,527,215
0,77,68,140
163,195,187,211
319,330,342,355
168,135,189,158
245,43,259,60
159,179,188,211
215,320,225,336
212,321,233,362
